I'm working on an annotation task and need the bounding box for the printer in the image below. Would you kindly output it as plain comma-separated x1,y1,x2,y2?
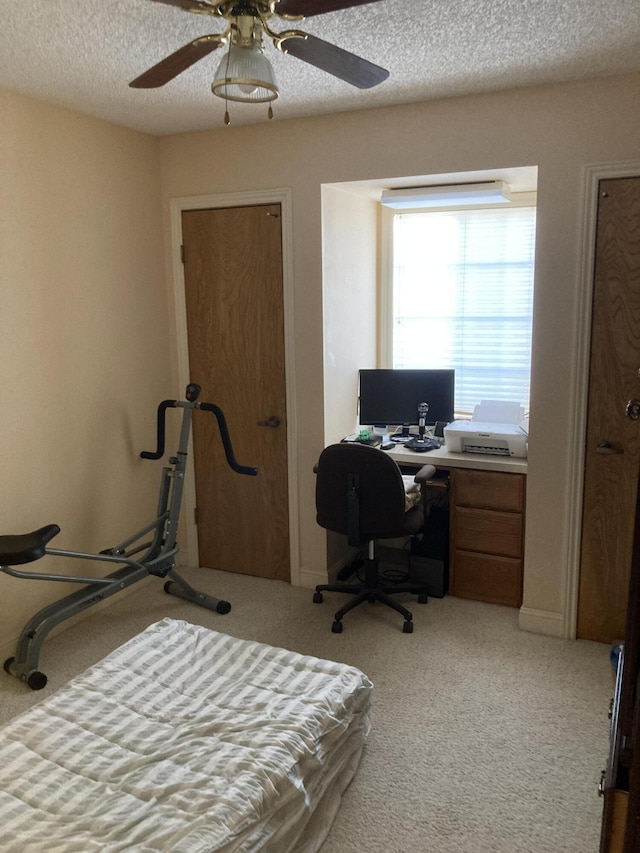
444,420,528,458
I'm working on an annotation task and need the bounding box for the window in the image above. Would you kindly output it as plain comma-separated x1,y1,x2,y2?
386,204,536,416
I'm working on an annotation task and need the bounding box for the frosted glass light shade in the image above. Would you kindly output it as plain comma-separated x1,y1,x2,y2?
211,44,278,103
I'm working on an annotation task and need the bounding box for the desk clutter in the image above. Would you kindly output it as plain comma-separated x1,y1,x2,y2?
347,399,528,459
342,429,381,446
342,429,441,451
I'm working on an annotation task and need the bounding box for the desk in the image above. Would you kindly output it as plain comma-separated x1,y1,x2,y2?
388,444,528,607
388,443,527,475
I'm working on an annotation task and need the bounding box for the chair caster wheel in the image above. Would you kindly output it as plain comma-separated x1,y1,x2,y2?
418,593,428,604
403,620,414,633
313,592,323,604
331,620,343,633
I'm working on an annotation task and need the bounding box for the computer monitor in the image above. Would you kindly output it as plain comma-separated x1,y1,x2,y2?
358,369,455,428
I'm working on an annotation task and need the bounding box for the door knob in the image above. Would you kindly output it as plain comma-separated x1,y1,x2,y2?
257,416,280,428
626,399,640,420
596,441,624,455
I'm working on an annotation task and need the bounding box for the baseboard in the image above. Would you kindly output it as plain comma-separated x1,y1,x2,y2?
298,567,328,590
518,606,565,637
177,547,194,568
0,634,18,665
298,545,364,590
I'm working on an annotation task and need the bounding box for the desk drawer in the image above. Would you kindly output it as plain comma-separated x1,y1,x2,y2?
452,550,523,607
453,507,523,558
452,469,525,512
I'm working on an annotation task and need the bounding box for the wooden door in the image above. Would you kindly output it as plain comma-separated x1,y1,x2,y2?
578,177,640,643
181,204,289,582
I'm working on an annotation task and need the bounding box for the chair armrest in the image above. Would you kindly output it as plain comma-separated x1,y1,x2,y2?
413,464,437,484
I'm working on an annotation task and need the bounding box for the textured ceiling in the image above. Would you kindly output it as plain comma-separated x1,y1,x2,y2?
1,0,639,136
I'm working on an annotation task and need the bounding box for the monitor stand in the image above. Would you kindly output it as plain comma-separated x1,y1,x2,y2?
390,424,413,443
371,425,390,443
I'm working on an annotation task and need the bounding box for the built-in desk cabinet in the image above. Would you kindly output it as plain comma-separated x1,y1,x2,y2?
449,468,526,607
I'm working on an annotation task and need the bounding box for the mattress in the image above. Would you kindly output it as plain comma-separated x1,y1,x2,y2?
0,618,372,852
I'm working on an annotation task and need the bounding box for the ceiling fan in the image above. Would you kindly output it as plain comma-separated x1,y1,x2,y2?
130,0,389,121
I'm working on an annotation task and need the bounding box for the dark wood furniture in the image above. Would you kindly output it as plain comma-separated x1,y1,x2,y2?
449,468,526,607
600,495,640,852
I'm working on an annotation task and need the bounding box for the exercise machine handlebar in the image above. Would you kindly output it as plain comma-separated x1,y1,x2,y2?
140,399,175,461
140,387,258,477
198,403,258,477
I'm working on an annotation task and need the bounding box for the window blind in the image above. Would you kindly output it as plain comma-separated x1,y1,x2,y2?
391,206,536,415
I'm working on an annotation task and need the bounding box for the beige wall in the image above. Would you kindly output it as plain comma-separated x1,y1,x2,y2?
321,186,378,574
159,72,640,633
1,72,639,659
321,185,378,441
0,90,169,652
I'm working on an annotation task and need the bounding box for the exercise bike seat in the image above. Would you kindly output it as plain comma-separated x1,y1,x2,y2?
0,524,60,566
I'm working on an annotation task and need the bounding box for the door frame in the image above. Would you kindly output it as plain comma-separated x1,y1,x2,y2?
168,188,300,585
565,160,640,638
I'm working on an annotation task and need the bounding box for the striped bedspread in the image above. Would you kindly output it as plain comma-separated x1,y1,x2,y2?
0,618,372,852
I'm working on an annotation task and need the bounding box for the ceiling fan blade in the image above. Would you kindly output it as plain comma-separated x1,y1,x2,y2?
144,0,218,13
280,34,388,89
274,0,384,17
129,36,223,88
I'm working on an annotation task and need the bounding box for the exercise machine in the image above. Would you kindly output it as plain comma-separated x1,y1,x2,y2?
1,383,257,690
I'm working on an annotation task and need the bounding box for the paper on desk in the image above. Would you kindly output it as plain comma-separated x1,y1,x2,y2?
472,400,524,425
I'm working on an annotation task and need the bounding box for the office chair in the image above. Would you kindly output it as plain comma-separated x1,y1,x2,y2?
312,443,436,633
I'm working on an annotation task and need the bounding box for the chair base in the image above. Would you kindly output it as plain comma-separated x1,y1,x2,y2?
313,555,428,632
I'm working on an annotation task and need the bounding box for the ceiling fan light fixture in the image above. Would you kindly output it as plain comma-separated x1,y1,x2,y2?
211,43,279,103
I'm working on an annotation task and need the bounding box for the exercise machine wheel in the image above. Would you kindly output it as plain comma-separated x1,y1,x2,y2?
313,592,323,604
27,671,48,691
4,658,48,690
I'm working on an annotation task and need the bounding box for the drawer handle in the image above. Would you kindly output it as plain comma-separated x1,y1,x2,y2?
596,441,624,455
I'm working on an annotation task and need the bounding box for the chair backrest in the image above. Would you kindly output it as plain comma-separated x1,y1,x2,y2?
315,443,409,545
